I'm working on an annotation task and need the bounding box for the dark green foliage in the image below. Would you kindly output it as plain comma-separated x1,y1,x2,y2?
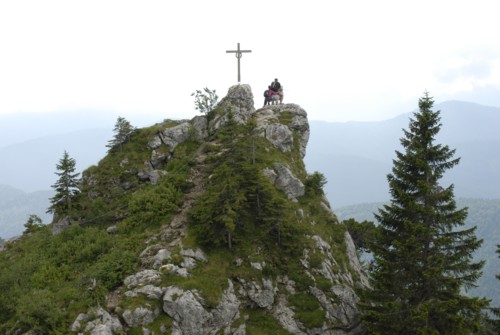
0,106,350,334
305,171,327,196
89,249,137,290
0,123,195,334
47,150,80,216
288,292,326,329
119,180,183,233
189,116,291,249
106,116,136,152
343,218,377,253
360,92,488,334
23,214,44,235
491,245,500,331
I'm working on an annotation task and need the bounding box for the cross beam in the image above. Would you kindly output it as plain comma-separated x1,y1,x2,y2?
226,43,252,83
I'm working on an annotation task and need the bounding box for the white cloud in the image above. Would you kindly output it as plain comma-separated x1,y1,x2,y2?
1,0,500,122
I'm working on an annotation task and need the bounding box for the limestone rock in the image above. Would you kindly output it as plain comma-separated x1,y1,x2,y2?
51,215,71,234
212,280,241,330
180,248,208,262
82,307,123,335
255,103,309,158
262,123,294,152
344,231,370,287
106,225,118,234
191,115,208,140
160,122,191,152
210,84,255,131
153,248,172,269
124,269,161,289
272,163,305,200
245,278,276,309
122,306,158,327
125,284,165,300
273,295,304,334
163,286,212,335
69,313,88,332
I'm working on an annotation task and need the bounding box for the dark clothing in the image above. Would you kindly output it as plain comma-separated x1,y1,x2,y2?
270,80,281,92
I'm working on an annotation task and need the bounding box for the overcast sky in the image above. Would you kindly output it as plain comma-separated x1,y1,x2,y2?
1,0,500,123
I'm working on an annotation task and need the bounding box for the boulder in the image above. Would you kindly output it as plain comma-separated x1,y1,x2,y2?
272,163,305,200
245,278,276,309
122,306,157,327
124,269,161,289
163,286,212,335
262,123,294,152
160,122,192,152
209,84,255,131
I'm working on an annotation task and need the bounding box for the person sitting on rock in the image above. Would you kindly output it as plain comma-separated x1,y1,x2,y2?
263,86,278,107
270,78,281,92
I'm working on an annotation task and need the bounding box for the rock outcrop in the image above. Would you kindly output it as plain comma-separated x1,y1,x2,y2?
69,84,368,335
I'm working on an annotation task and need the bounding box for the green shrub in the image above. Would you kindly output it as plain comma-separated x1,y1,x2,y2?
288,292,326,329
90,249,137,290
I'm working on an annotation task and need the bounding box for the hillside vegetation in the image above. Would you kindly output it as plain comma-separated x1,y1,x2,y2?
0,85,367,334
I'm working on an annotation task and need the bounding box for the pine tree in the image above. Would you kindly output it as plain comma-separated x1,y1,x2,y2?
360,92,488,334
48,151,80,216
491,245,500,331
106,116,135,151
23,214,44,234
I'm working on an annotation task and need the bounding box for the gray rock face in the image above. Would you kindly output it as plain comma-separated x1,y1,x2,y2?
245,278,276,309
124,269,161,289
273,295,304,334
212,280,241,329
161,281,241,334
180,248,208,262
51,215,71,234
122,306,158,327
221,84,255,117
263,123,294,152
163,287,212,335
68,84,367,335
255,103,309,158
191,115,208,140
344,231,370,288
272,163,305,200
125,284,165,300
209,84,255,131
82,307,123,335
160,122,192,151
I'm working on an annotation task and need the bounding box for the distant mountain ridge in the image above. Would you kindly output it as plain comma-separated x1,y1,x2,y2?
305,100,500,207
1,100,499,238
0,185,52,238
0,128,112,192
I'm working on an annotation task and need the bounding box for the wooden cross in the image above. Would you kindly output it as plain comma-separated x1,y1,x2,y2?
226,43,252,83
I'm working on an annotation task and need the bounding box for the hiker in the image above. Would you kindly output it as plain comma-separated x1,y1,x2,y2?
263,86,278,107
270,78,281,92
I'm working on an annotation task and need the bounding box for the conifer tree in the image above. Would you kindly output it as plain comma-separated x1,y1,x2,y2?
23,214,44,234
491,245,500,331
107,116,135,151
361,92,488,334
48,151,80,216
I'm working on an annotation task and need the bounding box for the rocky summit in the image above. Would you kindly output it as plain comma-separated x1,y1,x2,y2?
0,85,368,335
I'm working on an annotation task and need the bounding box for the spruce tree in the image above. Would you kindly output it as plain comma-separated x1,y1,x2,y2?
361,92,488,334
48,151,80,216
106,116,135,151
491,245,500,331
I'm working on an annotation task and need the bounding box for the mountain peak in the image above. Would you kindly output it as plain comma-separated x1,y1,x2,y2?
0,86,368,334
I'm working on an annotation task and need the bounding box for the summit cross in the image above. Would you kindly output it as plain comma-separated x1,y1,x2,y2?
226,43,252,83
